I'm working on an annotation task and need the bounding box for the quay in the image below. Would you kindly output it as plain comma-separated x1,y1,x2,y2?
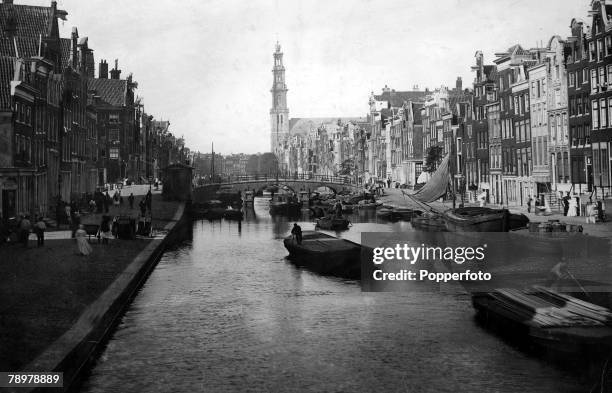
378,187,612,238
0,185,188,392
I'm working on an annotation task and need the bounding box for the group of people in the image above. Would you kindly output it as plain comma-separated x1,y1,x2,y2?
525,192,606,222
4,188,155,255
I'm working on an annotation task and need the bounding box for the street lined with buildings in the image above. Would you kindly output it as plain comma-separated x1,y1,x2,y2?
0,0,191,222
253,1,612,213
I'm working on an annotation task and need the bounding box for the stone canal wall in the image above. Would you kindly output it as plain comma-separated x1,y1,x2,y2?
12,203,189,393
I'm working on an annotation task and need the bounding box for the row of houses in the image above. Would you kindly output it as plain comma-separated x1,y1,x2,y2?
0,0,190,220
345,0,612,206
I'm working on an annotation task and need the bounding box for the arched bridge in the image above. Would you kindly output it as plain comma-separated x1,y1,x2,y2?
193,174,361,202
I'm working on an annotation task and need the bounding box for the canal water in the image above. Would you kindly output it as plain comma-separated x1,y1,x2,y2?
80,198,588,392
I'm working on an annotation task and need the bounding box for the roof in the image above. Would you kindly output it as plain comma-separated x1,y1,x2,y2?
87,77,127,107
374,90,428,107
0,35,39,57
288,117,366,135
484,65,497,81
412,102,423,124
60,37,70,69
0,56,15,110
0,4,53,38
449,88,471,115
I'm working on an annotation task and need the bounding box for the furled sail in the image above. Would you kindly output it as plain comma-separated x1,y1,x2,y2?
412,154,450,203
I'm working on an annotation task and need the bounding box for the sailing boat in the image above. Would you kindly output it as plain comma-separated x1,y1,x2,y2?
409,154,528,232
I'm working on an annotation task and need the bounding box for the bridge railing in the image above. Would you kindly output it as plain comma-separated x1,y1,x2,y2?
196,173,361,186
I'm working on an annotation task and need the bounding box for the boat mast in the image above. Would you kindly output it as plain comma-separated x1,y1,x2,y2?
211,142,215,181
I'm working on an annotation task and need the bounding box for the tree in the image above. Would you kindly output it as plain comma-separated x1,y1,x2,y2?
425,146,444,173
259,152,278,175
246,154,260,175
337,158,354,176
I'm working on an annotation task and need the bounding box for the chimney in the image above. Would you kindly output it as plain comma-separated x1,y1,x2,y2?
109,58,121,79
3,0,14,4
456,77,462,91
98,59,108,79
70,27,78,69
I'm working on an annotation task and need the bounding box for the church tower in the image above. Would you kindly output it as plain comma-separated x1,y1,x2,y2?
270,42,289,155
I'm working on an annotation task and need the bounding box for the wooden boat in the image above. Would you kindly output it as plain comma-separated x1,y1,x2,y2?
356,199,381,209
223,208,243,220
443,207,512,232
309,206,327,218
269,193,301,215
411,213,447,231
315,216,350,230
341,203,354,214
376,207,422,221
472,286,612,354
283,231,361,278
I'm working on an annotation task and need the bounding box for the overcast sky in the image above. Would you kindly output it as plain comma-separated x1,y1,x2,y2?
27,0,588,154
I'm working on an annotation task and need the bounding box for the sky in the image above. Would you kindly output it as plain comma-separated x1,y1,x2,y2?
26,0,589,154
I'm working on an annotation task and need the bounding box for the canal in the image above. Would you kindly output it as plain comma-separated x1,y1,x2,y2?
80,198,587,392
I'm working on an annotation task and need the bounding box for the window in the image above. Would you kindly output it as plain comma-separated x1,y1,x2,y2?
551,115,557,142
609,98,612,129
601,98,608,128
600,66,606,87
598,39,604,61
526,119,531,140
109,128,119,141
569,72,575,87
607,36,612,56
593,100,599,129
570,97,576,116
583,68,589,84
592,69,598,92
109,114,119,123
590,41,596,61
109,147,119,159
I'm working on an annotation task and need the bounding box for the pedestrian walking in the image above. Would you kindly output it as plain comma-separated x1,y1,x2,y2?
526,195,532,213
562,192,570,216
128,193,135,209
34,216,46,246
104,192,111,213
71,211,81,238
139,198,147,216
98,215,112,244
19,214,31,248
113,191,120,207
145,189,152,212
65,203,72,227
75,224,92,256
387,178,391,188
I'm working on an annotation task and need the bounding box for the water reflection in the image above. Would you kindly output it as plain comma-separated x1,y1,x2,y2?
79,198,587,393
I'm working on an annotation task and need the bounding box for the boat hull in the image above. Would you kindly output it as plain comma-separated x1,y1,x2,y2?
411,214,447,231
315,217,350,230
472,289,612,355
283,231,361,278
443,207,510,232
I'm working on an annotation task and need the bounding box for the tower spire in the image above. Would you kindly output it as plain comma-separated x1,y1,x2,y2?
270,41,289,159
